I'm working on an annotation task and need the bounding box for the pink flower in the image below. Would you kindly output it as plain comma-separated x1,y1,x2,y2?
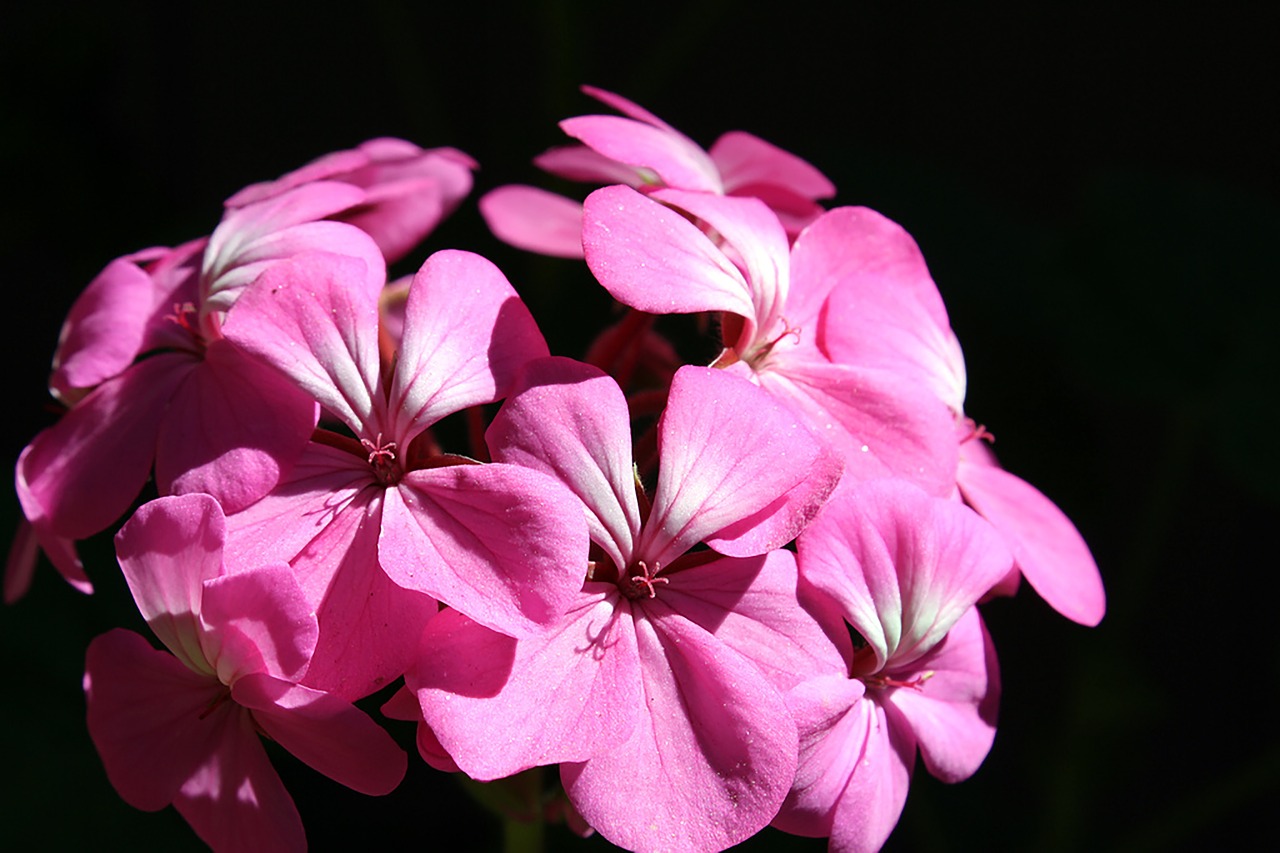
411,358,843,852
84,494,406,853
219,251,589,699
480,86,834,257
581,185,959,495
14,184,386,593
774,479,1011,853
226,138,476,264
817,208,1106,625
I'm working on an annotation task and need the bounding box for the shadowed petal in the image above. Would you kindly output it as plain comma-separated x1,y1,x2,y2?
479,186,586,258
234,674,406,795
380,463,588,637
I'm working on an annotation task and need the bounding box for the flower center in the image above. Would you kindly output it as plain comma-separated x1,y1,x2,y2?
361,433,403,485
619,560,668,600
864,670,935,692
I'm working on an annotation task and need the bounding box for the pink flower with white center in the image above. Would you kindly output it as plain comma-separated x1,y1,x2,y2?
225,138,477,265
13,182,387,596
84,493,406,853
219,251,589,699
817,207,1106,625
581,185,959,495
480,85,834,257
410,358,844,853
774,479,1011,853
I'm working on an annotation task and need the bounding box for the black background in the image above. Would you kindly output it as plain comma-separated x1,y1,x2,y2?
3,3,1277,851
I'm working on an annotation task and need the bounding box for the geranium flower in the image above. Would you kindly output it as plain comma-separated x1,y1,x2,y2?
774,479,1011,853
817,207,1106,625
480,85,834,257
581,185,958,495
219,251,588,699
411,358,843,852
84,493,406,853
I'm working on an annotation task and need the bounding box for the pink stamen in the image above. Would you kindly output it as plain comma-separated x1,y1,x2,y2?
621,560,668,600
962,417,996,445
361,433,401,483
865,670,935,691
164,302,203,341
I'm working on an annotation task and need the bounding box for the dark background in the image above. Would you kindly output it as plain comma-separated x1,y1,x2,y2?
3,3,1276,850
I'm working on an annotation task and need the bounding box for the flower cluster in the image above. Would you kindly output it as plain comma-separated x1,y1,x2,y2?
9,88,1104,852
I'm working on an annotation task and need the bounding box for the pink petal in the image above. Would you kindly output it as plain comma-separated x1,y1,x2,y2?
223,252,383,433
84,629,227,811
772,674,866,838
115,494,228,674
650,188,793,348
221,441,374,577
642,366,840,565
203,181,383,313
49,253,156,397
798,479,1012,673
886,608,1000,783
560,115,720,192
582,185,754,320
562,611,797,852
233,674,406,795
809,207,967,413
756,358,959,497
155,338,318,514
958,458,1106,626
285,488,435,701
710,130,836,202
17,353,194,541
486,357,641,571
580,85,678,132
3,517,40,603
412,590,641,780
655,550,845,691
387,249,549,442
533,144,646,185
171,705,306,853
827,699,917,853
200,563,319,684
479,185,586,258
379,463,588,637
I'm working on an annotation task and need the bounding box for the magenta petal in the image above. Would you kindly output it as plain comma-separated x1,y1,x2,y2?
479,186,586,258
798,479,1012,673
563,611,797,852
171,706,306,853
380,464,588,637
288,490,435,701
18,353,193,540
233,674,406,795
710,130,836,202
388,249,549,441
84,629,226,811
155,338,318,513
650,188,794,346
758,359,959,497
223,252,383,432
202,181,383,313
115,494,228,674
3,517,40,603
772,674,866,838
50,254,155,396
810,207,967,413
644,366,839,564
656,550,844,691
534,144,645,184
582,186,755,319
887,608,1000,783
958,459,1106,626
827,699,917,853
560,115,720,191
200,564,318,684
486,357,641,571
413,591,641,780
